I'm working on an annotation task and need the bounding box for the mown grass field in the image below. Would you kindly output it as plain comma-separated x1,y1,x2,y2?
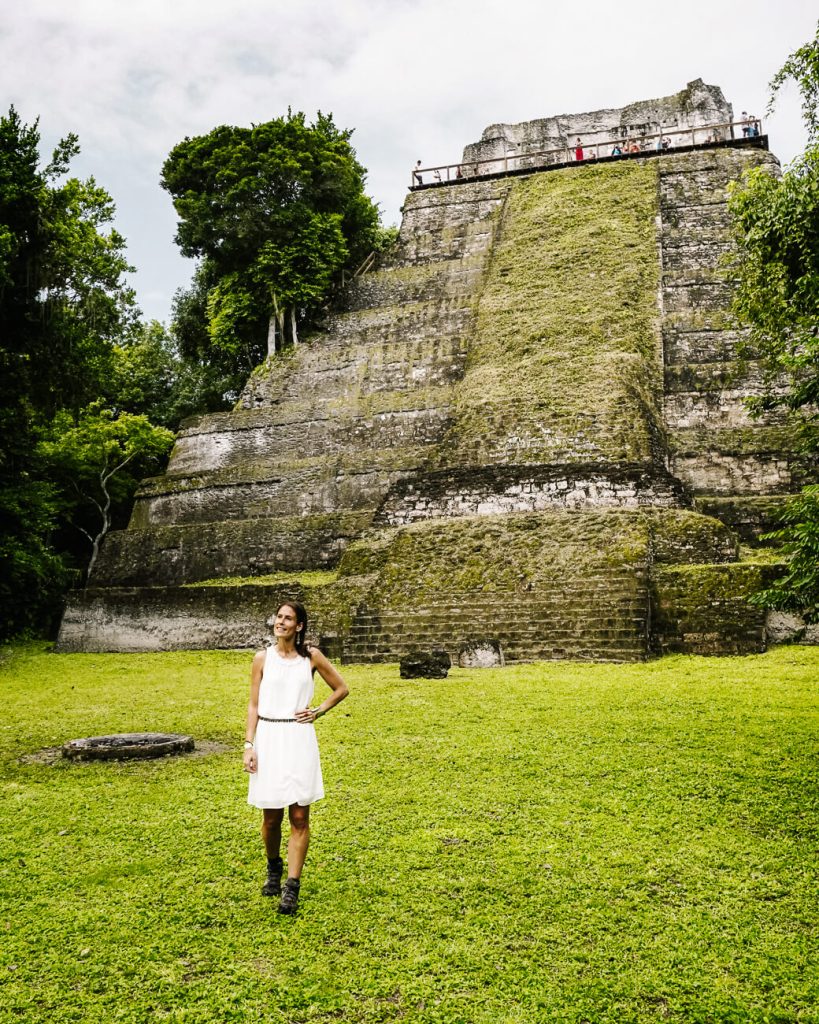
1,645,817,1024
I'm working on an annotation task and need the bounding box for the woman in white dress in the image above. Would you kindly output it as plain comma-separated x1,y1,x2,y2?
243,601,349,914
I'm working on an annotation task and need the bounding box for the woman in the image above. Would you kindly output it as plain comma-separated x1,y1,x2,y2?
243,601,349,915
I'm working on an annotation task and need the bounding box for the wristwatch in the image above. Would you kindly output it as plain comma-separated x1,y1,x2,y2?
243,740,254,750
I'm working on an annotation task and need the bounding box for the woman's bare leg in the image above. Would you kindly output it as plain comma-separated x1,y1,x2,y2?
261,808,284,859
286,804,310,879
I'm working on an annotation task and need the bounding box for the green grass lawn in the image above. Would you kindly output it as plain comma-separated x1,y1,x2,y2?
1,645,817,1024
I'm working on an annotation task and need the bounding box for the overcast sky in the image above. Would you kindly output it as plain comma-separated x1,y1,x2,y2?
1,0,816,324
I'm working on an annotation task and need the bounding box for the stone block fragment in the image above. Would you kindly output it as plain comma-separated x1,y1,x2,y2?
399,650,452,679
458,642,505,668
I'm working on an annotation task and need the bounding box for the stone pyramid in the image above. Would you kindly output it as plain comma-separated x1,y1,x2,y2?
58,83,809,660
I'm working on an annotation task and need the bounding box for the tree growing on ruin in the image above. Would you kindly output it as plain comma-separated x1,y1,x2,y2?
161,111,381,390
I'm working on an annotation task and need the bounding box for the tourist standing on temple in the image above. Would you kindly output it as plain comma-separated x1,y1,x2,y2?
741,111,750,137
575,137,584,161
243,601,349,915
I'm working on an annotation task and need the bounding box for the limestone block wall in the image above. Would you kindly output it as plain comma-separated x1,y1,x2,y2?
657,147,811,505
375,464,686,526
92,512,371,588
463,79,732,170
57,582,354,654
651,563,780,655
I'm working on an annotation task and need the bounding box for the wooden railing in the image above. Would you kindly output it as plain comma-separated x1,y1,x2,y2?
410,118,763,187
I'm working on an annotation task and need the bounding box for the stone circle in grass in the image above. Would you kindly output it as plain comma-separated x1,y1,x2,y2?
62,732,195,761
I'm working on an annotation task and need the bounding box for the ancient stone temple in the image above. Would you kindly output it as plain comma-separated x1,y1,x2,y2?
58,81,812,660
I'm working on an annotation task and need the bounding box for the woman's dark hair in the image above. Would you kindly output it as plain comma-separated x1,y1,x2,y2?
276,600,310,659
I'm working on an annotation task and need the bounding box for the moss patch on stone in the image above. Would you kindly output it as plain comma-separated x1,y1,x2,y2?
738,546,786,566
184,571,340,589
135,446,439,498
693,495,794,545
647,509,738,564
651,562,781,656
668,425,804,457
447,162,663,465
363,510,652,607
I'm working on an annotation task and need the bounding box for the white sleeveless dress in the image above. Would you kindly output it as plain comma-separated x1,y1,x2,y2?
247,647,324,809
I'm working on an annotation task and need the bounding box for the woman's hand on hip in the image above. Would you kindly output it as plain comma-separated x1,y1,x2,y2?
295,706,319,723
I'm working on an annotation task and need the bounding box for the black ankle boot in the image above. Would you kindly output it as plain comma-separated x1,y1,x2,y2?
261,856,283,897
277,876,300,915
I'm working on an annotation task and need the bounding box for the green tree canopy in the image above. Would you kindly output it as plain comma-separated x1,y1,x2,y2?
0,107,142,638
0,108,137,424
728,19,819,443
729,22,819,623
769,23,819,145
728,147,819,443
161,110,381,390
39,405,174,582
105,320,228,429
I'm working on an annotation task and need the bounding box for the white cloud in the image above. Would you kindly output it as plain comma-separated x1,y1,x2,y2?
1,0,816,320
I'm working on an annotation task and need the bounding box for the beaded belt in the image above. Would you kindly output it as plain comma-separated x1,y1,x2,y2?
258,715,299,723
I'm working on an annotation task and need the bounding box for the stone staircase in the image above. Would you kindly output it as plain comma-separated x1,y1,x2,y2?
345,581,650,663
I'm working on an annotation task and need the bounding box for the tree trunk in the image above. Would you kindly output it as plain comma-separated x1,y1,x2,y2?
266,314,277,357
269,293,285,355
290,306,298,346
84,471,112,586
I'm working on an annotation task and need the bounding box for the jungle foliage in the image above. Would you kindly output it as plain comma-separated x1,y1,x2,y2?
162,111,382,401
0,109,176,638
729,22,819,622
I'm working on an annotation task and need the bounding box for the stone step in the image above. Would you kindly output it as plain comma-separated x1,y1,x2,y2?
131,462,404,527
661,280,734,314
167,399,453,478
663,327,756,366
274,335,469,400
317,299,475,346
92,511,372,587
345,640,647,664
663,359,767,394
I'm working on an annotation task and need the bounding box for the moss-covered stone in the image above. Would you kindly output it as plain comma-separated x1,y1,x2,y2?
693,495,793,544
60,140,806,661
185,570,340,589
651,562,782,655
647,509,738,564
92,512,374,587
668,425,804,457
445,162,663,466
